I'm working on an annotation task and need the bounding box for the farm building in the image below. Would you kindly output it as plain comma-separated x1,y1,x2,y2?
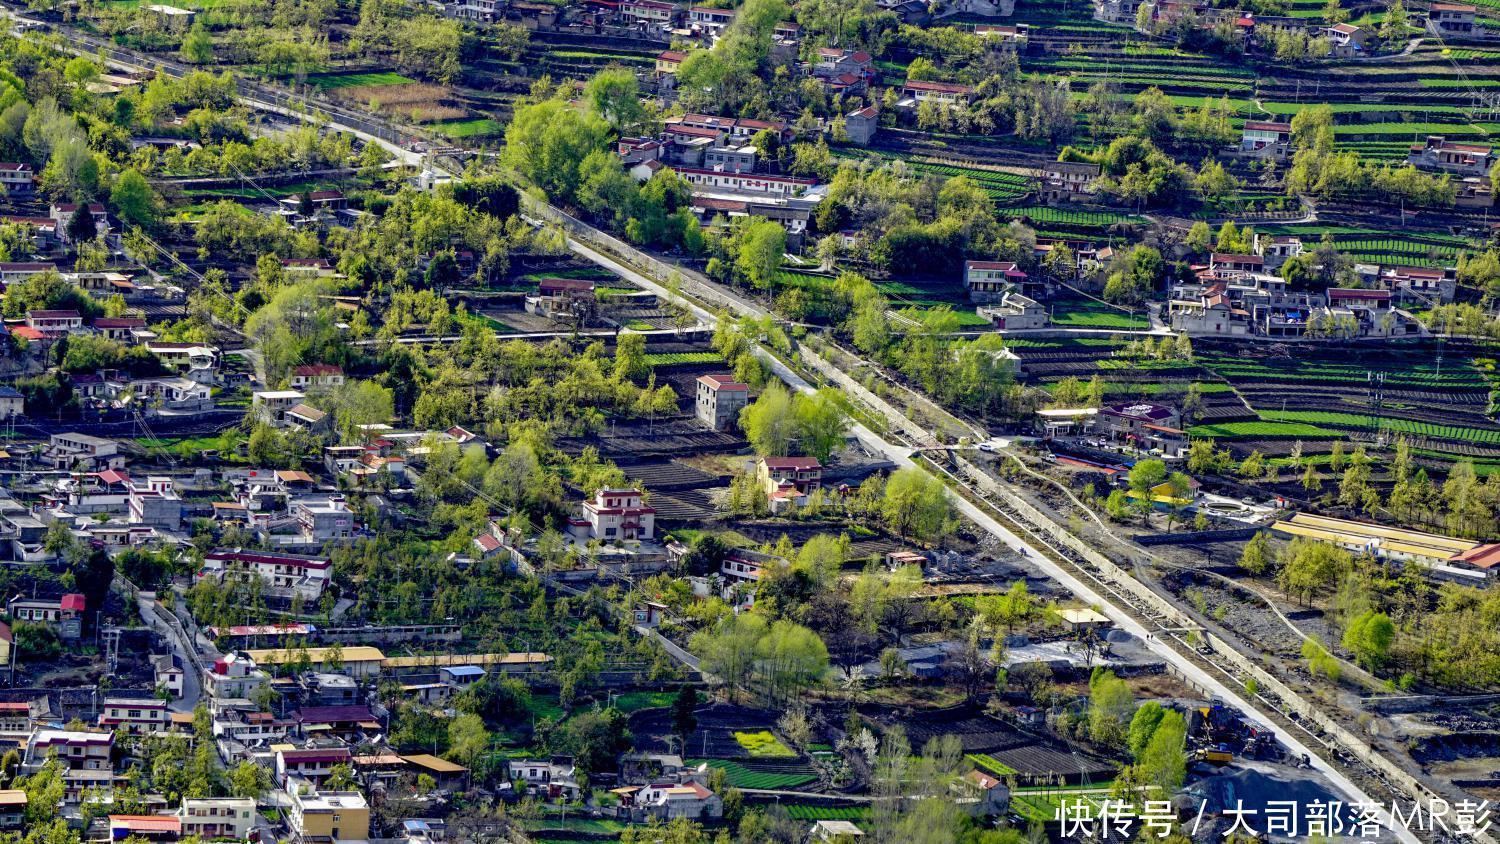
1271,513,1500,585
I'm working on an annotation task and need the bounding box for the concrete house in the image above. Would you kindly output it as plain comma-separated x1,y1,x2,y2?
569,488,657,542
695,374,749,431
1407,136,1494,178
964,261,1029,303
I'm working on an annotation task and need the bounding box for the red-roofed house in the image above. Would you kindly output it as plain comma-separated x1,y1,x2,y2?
695,374,749,431
290,364,345,390
109,815,181,841
1240,121,1292,157
639,780,723,820
656,50,687,76
758,457,823,512
900,79,975,105
198,549,331,601
25,310,83,337
275,746,353,786
572,488,656,542
1452,543,1500,576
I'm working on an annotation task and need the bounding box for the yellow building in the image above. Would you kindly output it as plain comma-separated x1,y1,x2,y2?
286,781,369,842
244,646,385,678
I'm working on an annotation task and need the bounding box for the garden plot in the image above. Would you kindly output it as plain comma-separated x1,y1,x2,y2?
621,460,725,492
555,418,747,461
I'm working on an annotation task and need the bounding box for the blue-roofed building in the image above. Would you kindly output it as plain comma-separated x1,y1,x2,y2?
439,665,486,687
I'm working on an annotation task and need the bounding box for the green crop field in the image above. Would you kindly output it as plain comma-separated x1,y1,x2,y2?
965,753,1018,776
303,71,418,89
1261,411,1500,444
691,760,817,789
1188,421,1345,438
782,805,870,821
1049,299,1149,330
643,352,724,366
999,206,1146,227
611,691,675,712
432,118,505,138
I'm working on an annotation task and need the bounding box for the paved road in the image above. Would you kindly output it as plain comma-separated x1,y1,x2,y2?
135,591,202,711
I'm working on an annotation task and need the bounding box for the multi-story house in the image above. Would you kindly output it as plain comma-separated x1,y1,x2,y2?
292,496,355,544
203,652,271,700
1239,121,1292,158
1428,2,1476,35
252,390,308,425
179,797,256,841
285,780,369,842
568,488,657,542
695,374,749,431
98,697,170,736
47,433,124,471
964,261,1029,303
275,747,353,786
23,728,114,800
1040,161,1100,203
0,163,34,195
621,0,677,26
197,549,332,602
49,203,108,243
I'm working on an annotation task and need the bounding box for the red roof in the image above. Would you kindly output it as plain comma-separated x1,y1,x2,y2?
205,549,330,571
475,533,503,552
280,747,353,763
109,816,182,834
9,326,43,341
698,374,748,391
658,50,688,62
763,457,822,471
60,594,86,612
28,310,81,319
1452,543,1500,570
292,364,343,377
96,469,130,485
1328,288,1391,301
92,317,146,329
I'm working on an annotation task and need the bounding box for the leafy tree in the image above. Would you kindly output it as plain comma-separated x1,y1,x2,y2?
1239,531,1270,574
740,381,795,457
1276,538,1350,605
736,218,786,291
671,685,698,742
179,21,215,64
228,760,271,798
66,203,97,244
447,713,489,766
1137,710,1187,793
882,467,953,542
502,98,612,203
1127,701,1165,758
1128,460,1167,495
1086,668,1134,748
584,67,649,134
1342,610,1395,669
110,169,159,229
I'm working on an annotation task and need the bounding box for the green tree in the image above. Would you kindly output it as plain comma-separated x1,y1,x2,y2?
1137,710,1187,793
447,713,489,766
1086,668,1134,748
1342,610,1395,669
1276,538,1350,605
228,760,271,799
110,169,159,229
739,381,794,457
1239,531,1270,574
1127,700,1165,759
584,67,648,133
179,21,215,64
736,218,786,291
502,98,612,203
881,467,953,542
790,389,848,463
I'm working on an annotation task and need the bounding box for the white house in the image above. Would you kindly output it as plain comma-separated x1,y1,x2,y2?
568,488,656,542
